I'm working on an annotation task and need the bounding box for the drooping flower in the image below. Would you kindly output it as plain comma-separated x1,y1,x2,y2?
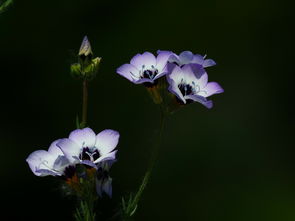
116,51,173,85
95,160,115,197
56,128,119,168
26,140,72,177
158,50,216,68
167,64,224,108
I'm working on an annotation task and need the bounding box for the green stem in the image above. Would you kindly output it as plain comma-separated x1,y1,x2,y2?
124,107,166,218
81,79,88,128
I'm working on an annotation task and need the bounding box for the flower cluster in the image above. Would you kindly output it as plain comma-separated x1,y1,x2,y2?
26,128,119,197
117,50,223,109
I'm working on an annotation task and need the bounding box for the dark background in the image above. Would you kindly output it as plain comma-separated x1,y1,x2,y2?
0,0,294,220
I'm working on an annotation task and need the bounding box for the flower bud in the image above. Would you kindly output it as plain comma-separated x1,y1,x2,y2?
78,36,93,58
71,36,101,80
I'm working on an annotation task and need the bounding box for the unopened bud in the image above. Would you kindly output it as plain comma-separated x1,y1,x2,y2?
78,36,93,58
71,36,101,80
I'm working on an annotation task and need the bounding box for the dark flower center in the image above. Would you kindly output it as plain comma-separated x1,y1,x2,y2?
79,147,100,161
178,83,193,96
142,69,158,80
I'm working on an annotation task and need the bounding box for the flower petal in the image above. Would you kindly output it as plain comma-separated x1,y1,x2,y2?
57,138,81,163
117,63,140,82
168,54,180,64
179,51,194,65
133,78,154,84
26,150,56,176
94,150,117,164
95,130,120,155
35,169,60,176
184,94,213,109
166,66,186,104
131,52,156,69
48,139,63,157
69,128,96,148
81,160,97,168
187,63,206,79
191,54,204,64
196,71,208,88
203,59,216,68
181,64,200,83
156,50,173,72
202,82,224,97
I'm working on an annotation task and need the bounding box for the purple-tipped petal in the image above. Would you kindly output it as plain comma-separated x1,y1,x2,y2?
57,138,81,163
203,82,224,97
156,50,173,71
191,54,204,65
69,128,96,148
131,52,156,69
185,94,213,109
117,63,140,82
95,130,120,155
179,51,194,65
203,59,216,67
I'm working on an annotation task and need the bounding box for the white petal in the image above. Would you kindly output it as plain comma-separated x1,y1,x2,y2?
117,63,141,82
48,139,63,157
94,150,117,164
131,52,156,69
57,138,81,163
196,72,208,89
69,128,96,148
156,51,173,72
26,150,56,176
95,130,120,155
181,64,199,83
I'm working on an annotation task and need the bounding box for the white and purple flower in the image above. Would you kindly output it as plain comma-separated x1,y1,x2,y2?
26,140,72,177
116,51,173,85
56,128,119,168
158,50,216,68
167,64,224,109
26,128,120,176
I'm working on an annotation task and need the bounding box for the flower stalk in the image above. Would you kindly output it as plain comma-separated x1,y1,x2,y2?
81,79,88,128
122,107,166,219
